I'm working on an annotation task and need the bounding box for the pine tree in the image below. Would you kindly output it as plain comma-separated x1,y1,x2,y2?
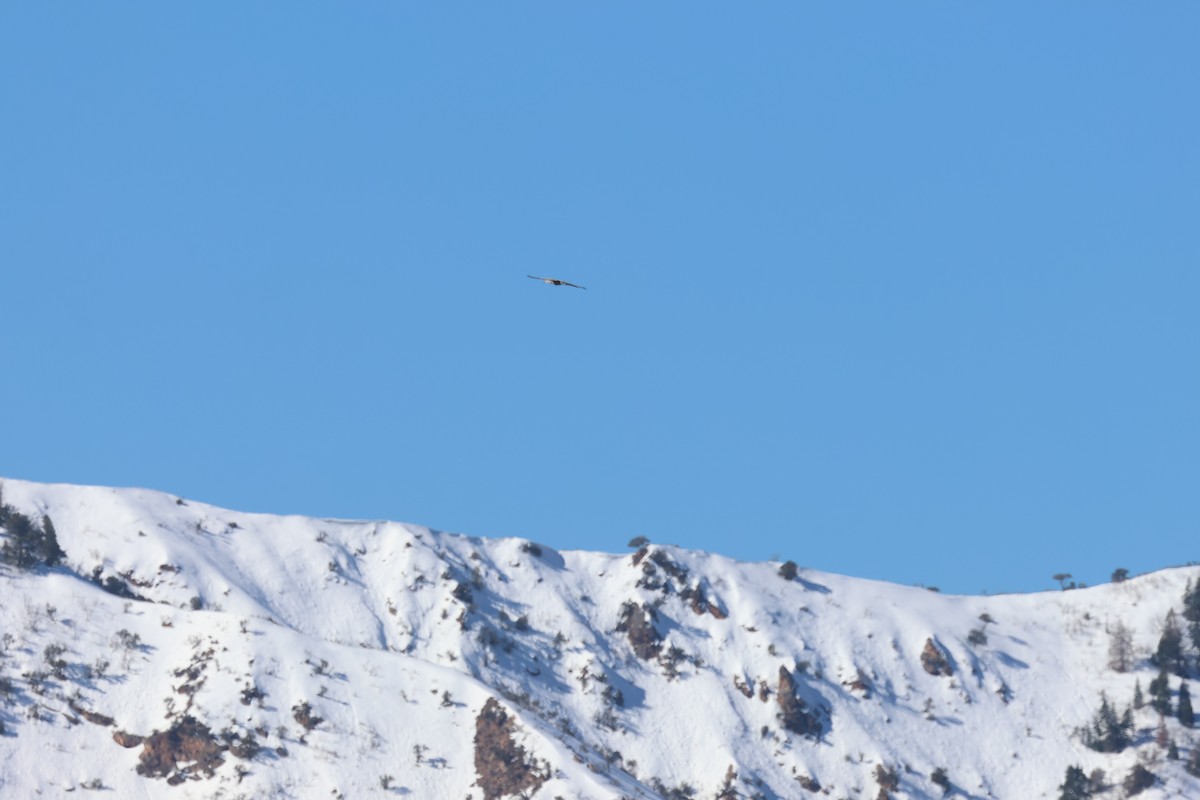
1154,610,1185,677
38,515,65,567
1133,679,1145,710
1107,620,1133,672
1082,693,1130,753
0,509,39,569
1123,764,1155,796
1178,681,1194,728
1184,579,1200,658
1058,765,1090,800
1188,747,1200,778
1120,706,1134,746
1149,668,1172,716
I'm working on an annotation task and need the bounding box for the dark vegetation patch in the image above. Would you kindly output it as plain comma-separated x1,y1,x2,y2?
473,698,549,800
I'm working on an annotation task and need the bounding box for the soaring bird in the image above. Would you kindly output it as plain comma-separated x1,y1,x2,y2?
528,274,587,290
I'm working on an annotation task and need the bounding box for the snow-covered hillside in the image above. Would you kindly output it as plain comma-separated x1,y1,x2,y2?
1,477,1197,799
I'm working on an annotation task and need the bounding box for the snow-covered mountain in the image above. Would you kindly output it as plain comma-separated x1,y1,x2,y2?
1,477,1197,799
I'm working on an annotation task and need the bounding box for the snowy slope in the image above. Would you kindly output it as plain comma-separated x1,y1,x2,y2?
0,477,1197,799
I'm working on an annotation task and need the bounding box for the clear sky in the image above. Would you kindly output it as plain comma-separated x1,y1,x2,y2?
2,4,1197,595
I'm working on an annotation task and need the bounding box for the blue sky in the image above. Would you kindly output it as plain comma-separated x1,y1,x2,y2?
2,4,1197,594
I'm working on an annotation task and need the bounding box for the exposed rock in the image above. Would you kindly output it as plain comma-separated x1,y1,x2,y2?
616,601,663,660
112,730,143,748
473,698,548,800
920,638,953,677
648,549,689,583
135,715,226,784
777,666,824,739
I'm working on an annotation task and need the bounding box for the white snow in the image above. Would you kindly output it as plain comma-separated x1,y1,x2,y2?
0,476,1196,799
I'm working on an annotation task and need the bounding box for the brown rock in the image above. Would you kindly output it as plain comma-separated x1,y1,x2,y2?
135,716,225,782
777,666,823,739
920,638,954,677
473,698,548,800
112,730,144,748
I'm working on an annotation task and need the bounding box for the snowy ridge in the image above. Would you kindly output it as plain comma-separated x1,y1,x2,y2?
0,477,1197,799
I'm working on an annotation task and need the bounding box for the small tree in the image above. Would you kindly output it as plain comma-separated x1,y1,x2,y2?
0,510,39,569
1149,668,1172,716
1155,609,1186,676
1178,681,1194,728
1058,765,1090,800
930,767,950,796
1184,578,1200,656
1053,573,1073,590
1188,747,1200,778
778,560,799,581
1110,567,1129,583
1122,764,1155,796
715,764,738,800
627,536,650,548
1081,693,1131,753
39,515,65,566
1107,620,1133,673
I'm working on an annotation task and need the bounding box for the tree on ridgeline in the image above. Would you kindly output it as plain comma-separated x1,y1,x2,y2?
39,515,65,566
0,500,65,571
0,507,40,569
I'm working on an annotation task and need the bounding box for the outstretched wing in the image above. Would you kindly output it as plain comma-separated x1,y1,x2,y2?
528,274,587,290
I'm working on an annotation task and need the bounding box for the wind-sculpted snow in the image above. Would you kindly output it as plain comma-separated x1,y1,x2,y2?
1,477,1198,799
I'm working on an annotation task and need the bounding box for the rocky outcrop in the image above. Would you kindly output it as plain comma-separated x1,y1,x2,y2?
616,601,663,660
135,716,226,785
112,730,143,748
920,638,953,677
777,666,824,739
473,698,548,800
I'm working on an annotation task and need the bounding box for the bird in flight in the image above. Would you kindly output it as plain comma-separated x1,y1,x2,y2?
528,274,587,290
